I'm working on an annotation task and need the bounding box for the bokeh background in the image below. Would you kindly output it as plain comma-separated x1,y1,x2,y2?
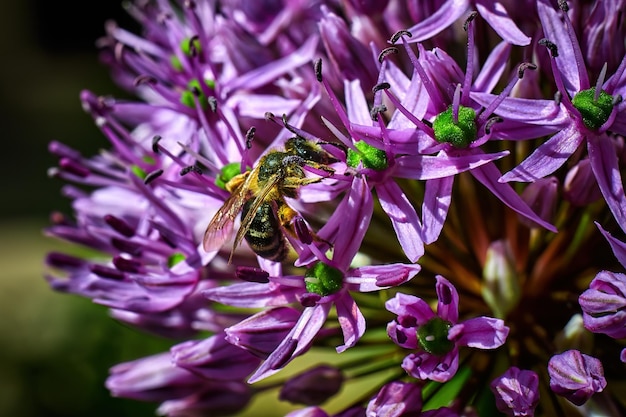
0,2,178,416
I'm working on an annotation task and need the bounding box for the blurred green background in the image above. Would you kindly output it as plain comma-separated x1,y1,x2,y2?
0,2,179,416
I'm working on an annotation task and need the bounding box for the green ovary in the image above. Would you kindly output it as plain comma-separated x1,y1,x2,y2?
432,106,477,148
417,317,454,355
305,262,343,296
572,87,614,131
347,141,388,170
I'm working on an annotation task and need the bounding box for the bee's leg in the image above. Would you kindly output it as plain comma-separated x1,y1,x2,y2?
224,171,249,193
276,202,332,247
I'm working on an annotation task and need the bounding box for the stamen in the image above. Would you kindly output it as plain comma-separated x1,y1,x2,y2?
378,47,398,63
143,169,163,184
104,214,135,237
557,0,569,11
390,29,412,45
245,127,256,149
314,58,323,82
235,266,270,283
180,165,202,176
372,82,390,94
484,117,503,135
595,63,608,101
151,135,162,153
538,39,559,57
554,91,562,105
207,96,217,112
452,84,462,123
370,104,387,121
463,11,478,31
613,95,623,106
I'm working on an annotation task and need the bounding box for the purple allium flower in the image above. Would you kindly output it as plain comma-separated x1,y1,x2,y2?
548,349,607,406
386,276,509,382
490,367,540,417
365,381,422,417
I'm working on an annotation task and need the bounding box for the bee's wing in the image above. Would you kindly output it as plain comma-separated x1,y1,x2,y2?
232,172,283,253
202,172,252,252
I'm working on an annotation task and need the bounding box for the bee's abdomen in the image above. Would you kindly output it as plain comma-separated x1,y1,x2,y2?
242,201,288,262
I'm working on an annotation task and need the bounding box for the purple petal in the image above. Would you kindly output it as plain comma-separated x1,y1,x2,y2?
366,381,423,417
405,0,469,42
435,276,459,323
476,1,530,46
449,317,509,349
385,292,435,325
588,135,626,234
500,124,584,182
472,162,558,232
421,176,454,245
473,41,512,93
203,282,300,308
376,181,424,262
345,264,420,292
395,150,509,180
470,94,569,126
334,293,366,353
596,222,626,269
490,367,540,417
248,303,331,383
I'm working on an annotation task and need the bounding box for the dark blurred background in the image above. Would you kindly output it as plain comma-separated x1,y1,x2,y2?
0,2,174,416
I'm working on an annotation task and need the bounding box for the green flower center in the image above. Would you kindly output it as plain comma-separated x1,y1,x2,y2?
167,252,186,268
215,162,243,190
432,106,477,148
346,141,388,170
417,317,454,355
180,78,215,109
304,262,343,296
571,87,614,131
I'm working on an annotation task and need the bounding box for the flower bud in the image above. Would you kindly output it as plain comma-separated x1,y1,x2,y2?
279,365,344,405
482,240,520,318
579,270,626,339
520,177,558,227
548,350,607,406
563,159,602,206
490,367,539,416
554,314,594,353
365,381,422,417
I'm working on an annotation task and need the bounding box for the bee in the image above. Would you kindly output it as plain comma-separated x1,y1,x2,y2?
203,136,337,262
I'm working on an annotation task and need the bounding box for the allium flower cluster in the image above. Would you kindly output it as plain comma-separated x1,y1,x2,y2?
45,0,626,416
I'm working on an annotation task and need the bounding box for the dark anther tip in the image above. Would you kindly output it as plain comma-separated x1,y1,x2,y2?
245,127,256,149
390,29,412,44
208,96,217,112
151,135,162,153
314,59,323,82
144,169,163,184
264,111,276,120
370,104,387,121
463,11,478,31
378,47,399,63
134,75,157,86
180,165,202,176
372,82,391,94
518,62,537,78
558,0,569,12
484,117,503,134
613,95,623,105
538,38,559,57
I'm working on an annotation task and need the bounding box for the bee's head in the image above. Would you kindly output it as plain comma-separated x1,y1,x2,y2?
285,136,338,164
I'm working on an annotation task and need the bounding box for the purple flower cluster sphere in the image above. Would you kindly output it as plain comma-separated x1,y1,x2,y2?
45,0,626,415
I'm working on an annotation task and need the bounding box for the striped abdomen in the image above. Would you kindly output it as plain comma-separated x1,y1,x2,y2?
241,200,288,261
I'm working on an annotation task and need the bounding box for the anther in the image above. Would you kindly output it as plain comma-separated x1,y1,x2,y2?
554,91,562,105
187,35,200,56
390,29,412,44
370,104,387,121
208,96,217,112
372,82,391,94
180,165,202,176
245,127,256,149
613,95,623,106
463,11,478,31
538,38,559,58
518,62,537,79
484,117,503,134
134,75,158,86
314,58,323,82
151,135,162,153
235,266,270,283
104,214,135,237
144,169,163,184
378,47,398,63
558,0,569,12
90,264,125,280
